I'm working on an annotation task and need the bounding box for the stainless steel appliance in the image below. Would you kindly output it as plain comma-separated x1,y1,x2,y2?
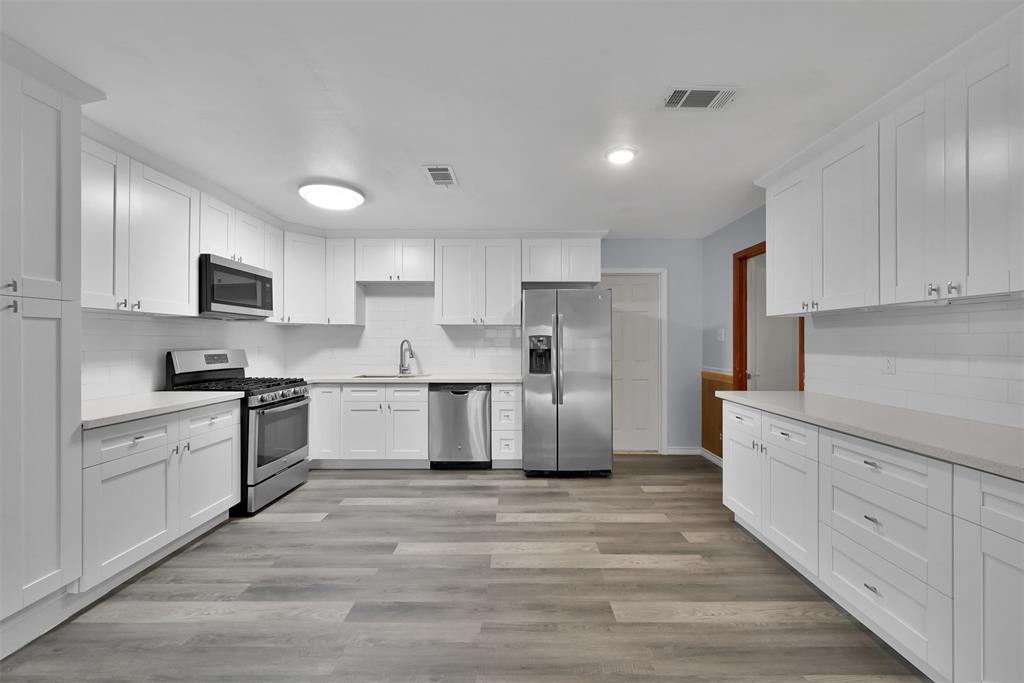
429,384,491,467
198,253,273,319
165,349,309,514
522,289,612,474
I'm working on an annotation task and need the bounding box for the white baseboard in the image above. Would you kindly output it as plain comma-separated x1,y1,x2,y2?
662,447,701,455
310,459,430,470
491,459,523,470
699,448,724,467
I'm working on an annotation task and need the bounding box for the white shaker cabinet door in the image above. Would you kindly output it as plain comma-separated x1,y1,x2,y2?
762,445,818,576
766,167,818,316
342,402,387,459
283,232,326,324
128,161,200,316
179,426,239,534
234,211,266,267
309,385,343,460
562,238,601,283
355,239,397,282
479,239,522,325
522,239,564,282
326,238,364,325
80,137,129,310
386,402,429,460
198,193,234,261
434,239,476,324
264,225,284,322
395,239,434,281
723,422,763,531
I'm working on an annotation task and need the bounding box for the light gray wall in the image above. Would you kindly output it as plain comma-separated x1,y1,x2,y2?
602,239,703,452
700,205,766,372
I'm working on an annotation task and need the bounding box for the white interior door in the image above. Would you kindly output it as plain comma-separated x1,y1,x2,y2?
600,273,661,452
747,254,799,390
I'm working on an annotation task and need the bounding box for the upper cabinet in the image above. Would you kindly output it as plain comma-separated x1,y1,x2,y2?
355,238,434,282
326,238,365,326
198,195,266,268
766,167,819,316
81,138,129,310
434,239,521,325
2,64,81,302
234,211,266,267
522,238,601,283
264,225,285,322
283,232,326,324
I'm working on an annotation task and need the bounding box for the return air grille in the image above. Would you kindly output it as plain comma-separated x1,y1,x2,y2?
424,165,457,187
662,87,739,111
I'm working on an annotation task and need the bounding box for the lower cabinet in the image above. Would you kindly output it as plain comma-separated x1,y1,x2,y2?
179,426,240,534
763,444,818,575
341,390,428,461
386,402,429,460
341,402,388,459
309,385,343,460
722,423,763,530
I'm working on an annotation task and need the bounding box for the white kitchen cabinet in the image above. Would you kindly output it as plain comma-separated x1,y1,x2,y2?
309,385,343,460
766,167,819,315
722,421,763,531
355,238,434,282
283,232,326,324
80,137,129,310
386,401,429,459
522,238,601,283
234,211,266,267
434,239,521,325
326,238,365,326
264,225,284,322
880,85,948,305
763,440,819,576
339,384,429,462
128,161,200,316
198,193,234,261
341,402,388,459
1,64,81,302
0,296,81,619
178,426,239,534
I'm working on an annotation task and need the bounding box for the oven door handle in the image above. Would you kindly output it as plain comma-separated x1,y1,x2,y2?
256,396,311,415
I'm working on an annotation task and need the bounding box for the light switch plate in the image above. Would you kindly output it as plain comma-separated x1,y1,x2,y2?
883,357,896,375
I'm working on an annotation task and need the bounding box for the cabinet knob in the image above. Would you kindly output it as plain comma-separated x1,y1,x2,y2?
2,279,16,292
946,281,960,295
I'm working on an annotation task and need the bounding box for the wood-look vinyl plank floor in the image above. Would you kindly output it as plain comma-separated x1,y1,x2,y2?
1,454,927,682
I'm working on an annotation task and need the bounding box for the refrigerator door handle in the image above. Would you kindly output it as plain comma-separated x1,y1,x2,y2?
550,313,559,404
556,313,565,405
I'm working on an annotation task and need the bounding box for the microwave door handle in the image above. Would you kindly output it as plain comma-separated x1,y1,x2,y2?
556,313,565,405
257,396,311,415
550,314,558,405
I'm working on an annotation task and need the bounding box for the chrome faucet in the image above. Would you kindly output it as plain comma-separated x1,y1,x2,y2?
399,339,416,375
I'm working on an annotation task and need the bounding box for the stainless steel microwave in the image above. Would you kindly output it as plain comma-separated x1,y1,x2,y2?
198,253,273,319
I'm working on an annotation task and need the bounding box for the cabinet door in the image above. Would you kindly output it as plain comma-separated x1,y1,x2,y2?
386,402,429,460
562,239,601,283
81,138,129,310
434,239,476,324
326,238,363,325
264,225,284,322
234,211,265,267
722,423,763,531
128,161,200,315
1,65,80,302
309,385,343,460
479,239,522,325
522,239,564,282
396,239,434,281
283,232,325,324
762,445,818,575
0,297,81,617
341,402,387,459
953,517,1024,683
198,193,234,260
766,167,818,315
880,86,947,304
817,123,880,311
179,427,239,534
81,444,179,591
355,238,396,282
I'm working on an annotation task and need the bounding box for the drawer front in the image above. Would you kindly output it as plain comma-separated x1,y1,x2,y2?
492,384,521,402
954,466,1024,543
386,384,428,402
823,467,952,595
492,402,522,431
492,430,522,461
723,402,761,437
821,525,952,677
83,413,179,468
181,402,240,439
821,430,952,512
762,413,818,461
342,384,385,402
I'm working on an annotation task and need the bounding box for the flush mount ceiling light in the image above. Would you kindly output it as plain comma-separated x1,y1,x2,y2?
605,146,637,165
298,183,365,210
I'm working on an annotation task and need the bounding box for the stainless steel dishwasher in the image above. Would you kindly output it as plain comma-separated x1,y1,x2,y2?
428,384,491,467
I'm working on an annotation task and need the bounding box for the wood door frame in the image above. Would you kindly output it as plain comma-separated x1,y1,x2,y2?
601,268,668,454
732,241,804,391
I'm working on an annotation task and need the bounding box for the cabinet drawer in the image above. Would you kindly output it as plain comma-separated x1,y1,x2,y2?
763,413,818,461
822,467,952,595
492,384,521,402
492,402,522,431
954,466,1024,543
180,402,240,439
821,525,952,678
342,384,385,402
821,430,952,512
492,430,522,461
386,384,428,402
723,402,761,437
83,413,179,468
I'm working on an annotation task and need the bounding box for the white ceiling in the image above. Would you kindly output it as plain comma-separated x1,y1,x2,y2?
2,1,1018,238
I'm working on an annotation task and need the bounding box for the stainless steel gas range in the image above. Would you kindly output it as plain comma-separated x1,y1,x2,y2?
165,349,309,514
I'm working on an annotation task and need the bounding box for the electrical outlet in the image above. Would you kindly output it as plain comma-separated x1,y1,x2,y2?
716,327,726,342
883,357,896,375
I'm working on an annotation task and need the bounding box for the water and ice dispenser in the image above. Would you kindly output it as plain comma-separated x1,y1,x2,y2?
528,335,552,374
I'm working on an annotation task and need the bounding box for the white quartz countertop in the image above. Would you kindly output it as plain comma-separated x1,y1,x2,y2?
306,374,522,385
717,391,1024,482
82,391,245,430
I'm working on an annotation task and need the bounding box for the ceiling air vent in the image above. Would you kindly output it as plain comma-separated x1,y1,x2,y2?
424,165,458,187
662,87,739,111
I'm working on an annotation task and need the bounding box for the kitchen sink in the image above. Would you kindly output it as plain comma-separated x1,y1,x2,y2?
353,374,431,379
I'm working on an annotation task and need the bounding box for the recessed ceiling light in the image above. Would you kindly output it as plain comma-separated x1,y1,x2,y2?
298,183,365,210
605,147,637,165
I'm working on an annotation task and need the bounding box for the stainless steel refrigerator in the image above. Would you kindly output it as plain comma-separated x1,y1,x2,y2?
522,288,612,474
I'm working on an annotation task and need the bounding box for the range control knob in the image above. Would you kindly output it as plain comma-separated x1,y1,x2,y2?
260,393,272,403
282,389,293,398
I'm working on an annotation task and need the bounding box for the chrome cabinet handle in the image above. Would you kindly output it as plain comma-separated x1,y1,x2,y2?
389,275,393,280
184,441,190,452
811,300,819,310
327,317,331,324
801,301,808,311
131,300,141,311
751,439,757,450
863,583,879,595
480,318,484,324
396,275,400,280
927,283,939,296
116,298,128,309
863,460,879,469
132,435,145,443
760,443,766,454
2,300,17,313
2,279,17,292
947,281,960,295
863,514,880,525
472,318,477,323
779,431,790,439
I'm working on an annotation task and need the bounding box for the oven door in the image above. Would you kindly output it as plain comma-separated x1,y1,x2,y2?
248,396,310,485
199,253,274,319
